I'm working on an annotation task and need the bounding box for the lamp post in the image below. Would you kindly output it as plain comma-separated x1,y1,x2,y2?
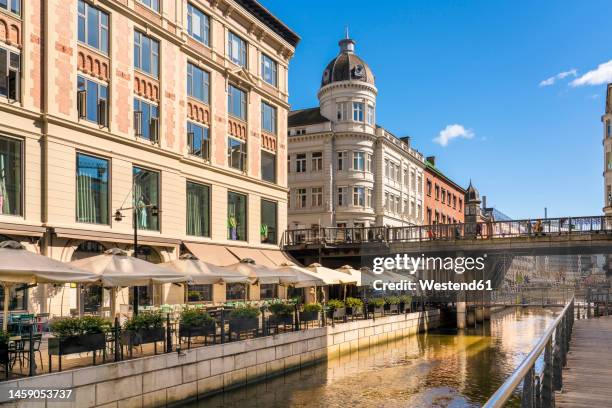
114,183,158,316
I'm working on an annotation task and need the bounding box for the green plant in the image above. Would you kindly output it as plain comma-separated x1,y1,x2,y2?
0,331,9,345
50,316,111,338
123,311,164,331
229,305,261,319
385,296,401,305
180,308,214,327
368,298,385,308
327,299,345,310
268,303,294,316
399,295,412,304
187,291,203,302
346,297,364,308
302,303,322,313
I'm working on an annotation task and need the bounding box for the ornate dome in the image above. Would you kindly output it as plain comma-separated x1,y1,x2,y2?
465,181,481,202
321,38,375,87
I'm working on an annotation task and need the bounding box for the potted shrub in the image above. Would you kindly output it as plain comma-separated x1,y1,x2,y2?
179,308,215,347
345,297,364,317
268,303,294,327
299,303,322,323
48,316,110,371
326,299,346,320
228,305,260,337
367,298,385,315
121,311,165,352
399,295,412,313
384,296,401,314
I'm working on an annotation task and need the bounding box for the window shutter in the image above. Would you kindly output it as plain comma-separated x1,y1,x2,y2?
134,111,143,136
77,90,87,118
150,117,159,143
97,99,108,127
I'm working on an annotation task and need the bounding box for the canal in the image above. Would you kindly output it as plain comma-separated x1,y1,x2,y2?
180,307,556,408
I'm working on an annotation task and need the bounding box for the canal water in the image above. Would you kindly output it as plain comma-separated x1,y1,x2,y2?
181,307,556,408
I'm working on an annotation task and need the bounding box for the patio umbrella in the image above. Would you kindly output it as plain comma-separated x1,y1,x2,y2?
0,241,98,330
359,267,407,287
336,265,363,286
223,258,296,285
274,262,328,288
162,254,252,284
305,263,359,285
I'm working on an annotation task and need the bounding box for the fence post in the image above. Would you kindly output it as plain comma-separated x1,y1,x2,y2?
220,310,226,344
166,314,172,353
28,323,35,376
542,338,554,406
294,304,299,331
114,317,120,362
521,366,534,408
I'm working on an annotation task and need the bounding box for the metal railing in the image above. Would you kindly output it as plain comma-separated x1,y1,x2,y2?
282,215,612,246
483,297,574,408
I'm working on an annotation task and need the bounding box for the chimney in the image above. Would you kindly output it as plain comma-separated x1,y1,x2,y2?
482,195,487,209
400,136,411,147
426,156,436,167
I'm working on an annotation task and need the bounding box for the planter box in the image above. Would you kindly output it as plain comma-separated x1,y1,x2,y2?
368,305,384,315
399,302,411,313
120,327,165,347
299,311,319,322
385,304,399,314
346,306,363,316
327,307,346,319
229,317,259,334
269,314,293,326
179,323,215,339
48,333,106,356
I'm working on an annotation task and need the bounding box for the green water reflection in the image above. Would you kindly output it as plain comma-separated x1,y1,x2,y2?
182,308,556,408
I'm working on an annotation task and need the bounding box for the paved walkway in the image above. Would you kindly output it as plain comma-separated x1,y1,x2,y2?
557,316,612,408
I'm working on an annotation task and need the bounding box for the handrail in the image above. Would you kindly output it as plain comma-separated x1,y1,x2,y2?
484,297,575,407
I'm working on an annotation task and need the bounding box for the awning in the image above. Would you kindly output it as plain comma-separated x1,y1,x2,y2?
226,247,276,267
184,242,239,266
0,222,46,238
261,249,299,266
54,227,181,247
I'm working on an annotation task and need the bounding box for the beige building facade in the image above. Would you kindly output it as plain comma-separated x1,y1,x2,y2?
287,36,425,232
0,0,298,315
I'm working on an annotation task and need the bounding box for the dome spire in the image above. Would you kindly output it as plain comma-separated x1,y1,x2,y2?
339,27,355,54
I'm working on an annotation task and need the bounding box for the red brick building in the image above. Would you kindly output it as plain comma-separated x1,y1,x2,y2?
424,157,465,225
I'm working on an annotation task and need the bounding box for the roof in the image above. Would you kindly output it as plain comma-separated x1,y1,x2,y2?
321,38,375,87
425,161,466,194
235,0,300,47
288,108,329,128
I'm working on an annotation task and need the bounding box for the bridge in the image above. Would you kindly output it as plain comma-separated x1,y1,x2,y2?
282,216,612,288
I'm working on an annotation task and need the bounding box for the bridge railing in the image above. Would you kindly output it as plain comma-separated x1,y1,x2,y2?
282,215,612,246
483,297,575,408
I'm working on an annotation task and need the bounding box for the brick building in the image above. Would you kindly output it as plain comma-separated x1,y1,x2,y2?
423,156,465,226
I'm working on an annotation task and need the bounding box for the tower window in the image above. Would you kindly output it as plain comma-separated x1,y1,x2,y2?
353,102,364,122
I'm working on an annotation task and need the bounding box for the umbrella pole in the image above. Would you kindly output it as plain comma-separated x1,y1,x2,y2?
110,287,117,318
3,284,9,332
343,284,347,301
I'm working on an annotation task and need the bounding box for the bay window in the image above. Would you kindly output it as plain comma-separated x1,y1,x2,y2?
227,191,247,241
367,104,374,125
337,151,347,171
76,153,109,224
353,102,364,122
0,135,21,216
353,151,365,171
353,186,365,206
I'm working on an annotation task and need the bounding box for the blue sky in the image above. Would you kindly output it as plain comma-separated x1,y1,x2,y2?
264,0,611,219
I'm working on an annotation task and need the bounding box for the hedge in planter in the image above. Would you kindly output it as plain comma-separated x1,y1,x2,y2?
299,303,322,323
367,298,386,315
228,305,261,338
399,295,412,312
326,299,346,319
384,296,401,314
179,308,215,347
48,316,111,372
345,297,364,316
268,303,294,326
121,311,165,355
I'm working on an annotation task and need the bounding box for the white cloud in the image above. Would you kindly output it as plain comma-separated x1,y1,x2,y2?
539,69,577,87
433,124,474,147
571,60,612,87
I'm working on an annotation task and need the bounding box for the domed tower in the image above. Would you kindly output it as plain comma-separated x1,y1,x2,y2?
317,35,378,134
464,181,482,223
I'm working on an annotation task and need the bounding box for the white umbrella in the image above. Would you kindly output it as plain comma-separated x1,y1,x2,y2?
223,258,295,285
0,241,98,330
162,254,252,284
305,263,358,285
274,262,328,288
336,265,363,286
359,267,407,287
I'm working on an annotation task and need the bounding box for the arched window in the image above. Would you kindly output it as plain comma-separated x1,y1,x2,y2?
71,240,105,261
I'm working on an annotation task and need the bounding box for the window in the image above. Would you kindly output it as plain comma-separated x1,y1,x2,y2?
459,199,463,212
261,151,276,183
78,76,108,126
0,285,26,311
260,199,277,244
353,186,365,206
78,1,109,54
260,284,278,299
0,0,19,15
187,63,210,103
411,201,416,217
607,120,611,138
228,84,246,120
337,151,347,171
366,154,372,172
296,188,307,208
395,196,400,214
261,54,277,87
417,175,422,193
441,189,446,204
133,98,159,141
76,153,109,224
403,199,408,215
311,187,323,207
384,192,389,211
134,31,159,77
337,187,347,206
336,102,349,121
312,152,322,171
0,136,21,216
353,151,365,171
426,180,432,196
607,152,612,170
412,172,417,191
187,3,209,45
453,195,457,209
384,159,389,178
296,154,306,173
186,181,210,237
417,204,422,220
133,166,159,231
227,137,246,171
261,102,277,134
136,0,159,12
187,284,212,302
0,47,20,100
226,283,246,300
366,189,372,208
404,168,409,188
228,191,247,241
367,104,374,125
435,185,440,200
353,102,364,122
228,31,247,67
187,122,210,160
